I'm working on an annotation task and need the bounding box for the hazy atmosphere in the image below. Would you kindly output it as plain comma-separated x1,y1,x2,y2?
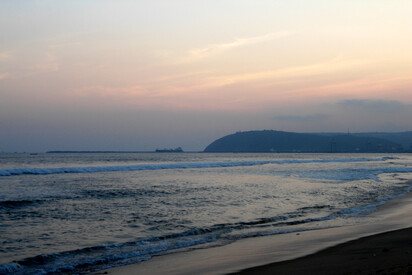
1,0,412,152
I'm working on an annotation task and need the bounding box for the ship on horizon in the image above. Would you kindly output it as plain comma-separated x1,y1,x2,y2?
155,147,184,153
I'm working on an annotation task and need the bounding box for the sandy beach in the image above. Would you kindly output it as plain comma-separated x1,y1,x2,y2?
97,186,412,275
235,227,412,274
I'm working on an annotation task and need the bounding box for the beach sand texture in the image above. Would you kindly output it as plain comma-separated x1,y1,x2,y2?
235,227,412,274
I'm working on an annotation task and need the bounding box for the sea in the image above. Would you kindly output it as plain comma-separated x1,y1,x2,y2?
1,152,412,274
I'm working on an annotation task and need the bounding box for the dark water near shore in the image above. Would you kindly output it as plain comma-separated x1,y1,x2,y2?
1,153,412,274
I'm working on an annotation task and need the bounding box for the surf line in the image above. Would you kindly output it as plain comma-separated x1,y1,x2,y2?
0,157,392,177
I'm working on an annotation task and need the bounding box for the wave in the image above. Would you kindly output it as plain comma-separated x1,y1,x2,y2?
0,210,333,274
293,166,412,182
2,189,408,275
337,183,412,217
0,157,392,177
0,199,42,209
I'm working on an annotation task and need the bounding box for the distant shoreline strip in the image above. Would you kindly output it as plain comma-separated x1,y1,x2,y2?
0,157,394,177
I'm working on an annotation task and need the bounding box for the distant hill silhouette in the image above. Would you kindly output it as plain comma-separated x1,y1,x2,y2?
353,132,412,150
204,130,407,153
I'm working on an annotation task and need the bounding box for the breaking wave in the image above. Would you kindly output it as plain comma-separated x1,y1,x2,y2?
0,203,381,274
0,157,392,177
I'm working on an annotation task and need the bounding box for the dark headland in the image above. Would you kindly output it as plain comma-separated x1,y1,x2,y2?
204,130,412,153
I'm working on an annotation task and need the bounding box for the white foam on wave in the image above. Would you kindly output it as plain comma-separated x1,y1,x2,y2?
0,227,225,275
294,166,412,182
0,157,390,177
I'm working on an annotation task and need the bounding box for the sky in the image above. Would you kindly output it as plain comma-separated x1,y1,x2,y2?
1,0,412,152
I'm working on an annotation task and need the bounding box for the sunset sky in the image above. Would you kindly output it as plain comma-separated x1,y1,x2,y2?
1,0,412,152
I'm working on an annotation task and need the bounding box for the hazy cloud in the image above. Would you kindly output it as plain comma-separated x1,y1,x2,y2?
209,57,373,86
188,31,293,60
73,85,149,98
0,50,60,79
338,99,408,112
275,114,329,121
0,52,12,79
270,98,412,133
30,53,60,74
0,52,12,61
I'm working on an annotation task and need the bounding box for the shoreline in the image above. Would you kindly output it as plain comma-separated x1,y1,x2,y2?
96,187,412,275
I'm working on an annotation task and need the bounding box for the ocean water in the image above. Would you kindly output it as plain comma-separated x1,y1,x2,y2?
1,153,412,274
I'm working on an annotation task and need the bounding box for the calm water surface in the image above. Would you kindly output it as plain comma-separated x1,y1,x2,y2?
1,153,412,274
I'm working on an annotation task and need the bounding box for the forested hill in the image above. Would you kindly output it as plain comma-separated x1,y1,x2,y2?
204,130,408,153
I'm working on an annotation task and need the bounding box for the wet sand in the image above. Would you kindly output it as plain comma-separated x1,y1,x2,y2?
234,227,412,274
98,190,412,275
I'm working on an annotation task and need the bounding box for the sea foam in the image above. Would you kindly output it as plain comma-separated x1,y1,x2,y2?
0,157,392,177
